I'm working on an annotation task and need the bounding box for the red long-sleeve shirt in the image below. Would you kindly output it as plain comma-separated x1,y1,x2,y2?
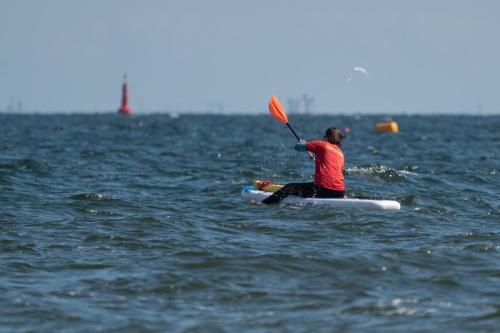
306,141,345,191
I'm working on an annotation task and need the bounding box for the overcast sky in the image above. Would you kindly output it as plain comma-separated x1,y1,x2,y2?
1,0,499,114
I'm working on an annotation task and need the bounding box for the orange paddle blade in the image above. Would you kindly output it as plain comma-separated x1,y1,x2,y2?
269,96,288,124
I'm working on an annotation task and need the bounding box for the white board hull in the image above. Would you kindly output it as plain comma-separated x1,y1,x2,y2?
241,186,400,211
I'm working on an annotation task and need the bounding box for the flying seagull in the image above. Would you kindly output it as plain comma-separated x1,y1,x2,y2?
347,66,369,82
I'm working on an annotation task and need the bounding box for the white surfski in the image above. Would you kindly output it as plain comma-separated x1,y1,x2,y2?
241,186,400,211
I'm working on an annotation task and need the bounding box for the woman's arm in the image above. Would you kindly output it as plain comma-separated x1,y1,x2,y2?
294,141,308,152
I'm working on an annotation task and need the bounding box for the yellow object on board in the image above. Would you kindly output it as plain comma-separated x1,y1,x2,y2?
262,184,284,192
374,121,399,133
253,180,284,193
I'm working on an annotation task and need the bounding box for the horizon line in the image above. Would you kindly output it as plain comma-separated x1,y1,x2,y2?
1,110,499,116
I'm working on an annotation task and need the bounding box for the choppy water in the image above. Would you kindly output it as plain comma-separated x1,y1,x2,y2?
0,113,499,332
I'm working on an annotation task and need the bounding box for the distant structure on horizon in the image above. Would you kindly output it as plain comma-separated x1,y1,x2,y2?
5,99,23,113
287,93,314,114
118,74,133,115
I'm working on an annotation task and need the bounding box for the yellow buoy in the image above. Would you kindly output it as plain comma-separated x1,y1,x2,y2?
374,120,399,133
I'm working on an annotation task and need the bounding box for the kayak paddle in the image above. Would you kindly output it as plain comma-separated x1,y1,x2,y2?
268,95,315,160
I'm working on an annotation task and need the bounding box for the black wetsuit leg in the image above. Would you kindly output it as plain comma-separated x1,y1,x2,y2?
262,182,316,204
314,185,345,198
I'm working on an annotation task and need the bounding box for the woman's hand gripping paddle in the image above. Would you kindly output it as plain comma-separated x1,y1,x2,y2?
268,96,315,160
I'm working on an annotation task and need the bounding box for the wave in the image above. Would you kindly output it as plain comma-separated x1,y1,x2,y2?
69,193,115,201
347,164,417,181
0,158,41,172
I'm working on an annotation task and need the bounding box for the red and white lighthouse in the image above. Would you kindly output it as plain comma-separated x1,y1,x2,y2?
118,74,133,115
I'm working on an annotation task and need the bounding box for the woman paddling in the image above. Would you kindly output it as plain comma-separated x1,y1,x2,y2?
263,127,348,204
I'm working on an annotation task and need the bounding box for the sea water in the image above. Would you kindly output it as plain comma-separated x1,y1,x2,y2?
0,113,499,332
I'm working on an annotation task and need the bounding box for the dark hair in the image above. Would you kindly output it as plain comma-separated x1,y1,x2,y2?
324,127,343,145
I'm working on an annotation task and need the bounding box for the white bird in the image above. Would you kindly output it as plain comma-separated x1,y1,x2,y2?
347,66,369,82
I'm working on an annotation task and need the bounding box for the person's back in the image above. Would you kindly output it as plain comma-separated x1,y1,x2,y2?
307,140,344,191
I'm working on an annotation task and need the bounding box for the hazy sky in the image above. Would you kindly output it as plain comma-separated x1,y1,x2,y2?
1,0,499,114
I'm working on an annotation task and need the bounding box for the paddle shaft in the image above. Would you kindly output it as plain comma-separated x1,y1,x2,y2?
286,123,301,141
285,123,315,160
